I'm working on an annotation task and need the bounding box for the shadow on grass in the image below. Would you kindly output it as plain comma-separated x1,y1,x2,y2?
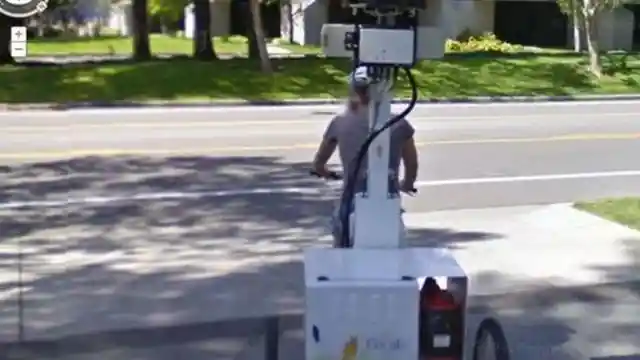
601,52,640,76
0,58,350,103
3,54,634,104
413,57,596,98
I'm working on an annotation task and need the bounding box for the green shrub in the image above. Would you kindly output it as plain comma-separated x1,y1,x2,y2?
445,32,524,53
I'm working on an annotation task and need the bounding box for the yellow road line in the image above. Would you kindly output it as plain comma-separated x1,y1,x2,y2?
4,112,640,132
0,133,638,160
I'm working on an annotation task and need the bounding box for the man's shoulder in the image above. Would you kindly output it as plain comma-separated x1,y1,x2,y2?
334,109,359,120
389,114,410,126
330,110,363,126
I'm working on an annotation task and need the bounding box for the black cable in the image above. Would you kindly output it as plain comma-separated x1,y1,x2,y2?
338,67,418,248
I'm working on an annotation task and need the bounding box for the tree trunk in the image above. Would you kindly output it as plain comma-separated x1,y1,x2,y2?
570,0,581,52
244,1,259,59
193,0,217,60
132,0,151,60
249,0,272,73
36,14,46,37
284,3,294,43
0,15,16,65
583,14,601,77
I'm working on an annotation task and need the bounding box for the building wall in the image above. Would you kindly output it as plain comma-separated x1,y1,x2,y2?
471,0,634,50
567,7,634,50
289,0,496,45
282,0,327,45
284,0,453,46
107,3,132,36
249,0,637,51
211,0,231,36
422,0,494,39
184,0,231,38
474,1,496,35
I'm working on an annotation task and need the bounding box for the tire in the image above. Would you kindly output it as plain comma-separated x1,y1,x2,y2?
473,318,510,360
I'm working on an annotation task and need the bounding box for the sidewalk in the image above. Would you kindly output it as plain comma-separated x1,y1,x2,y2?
17,45,295,66
0,204,638,359
404,204,640,291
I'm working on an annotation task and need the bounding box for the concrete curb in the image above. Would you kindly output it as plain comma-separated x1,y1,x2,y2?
2,93,640,111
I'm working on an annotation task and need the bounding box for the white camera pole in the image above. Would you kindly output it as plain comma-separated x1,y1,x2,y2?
305,5,470,360
350,14,405,249
353,71,405,249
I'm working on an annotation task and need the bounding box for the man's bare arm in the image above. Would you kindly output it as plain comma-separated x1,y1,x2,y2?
313,138,337,175
401,137,418,185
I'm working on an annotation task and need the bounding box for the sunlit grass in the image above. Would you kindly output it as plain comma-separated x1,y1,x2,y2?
2,55,640,103
576,198,640,231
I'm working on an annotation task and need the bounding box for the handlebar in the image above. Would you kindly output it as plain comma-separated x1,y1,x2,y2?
404,187,418,195
309,170,417,194
309,170,343,180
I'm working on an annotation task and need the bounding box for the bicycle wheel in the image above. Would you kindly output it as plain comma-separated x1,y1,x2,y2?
473,318,510,360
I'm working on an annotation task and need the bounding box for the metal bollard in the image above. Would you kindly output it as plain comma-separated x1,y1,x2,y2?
264,317,279,360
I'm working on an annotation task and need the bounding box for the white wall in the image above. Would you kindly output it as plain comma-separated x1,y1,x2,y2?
568,7,635,51
107,3,132,36
422,0,494,39
184,4,195,39
184,0,231,39
284,0,327,45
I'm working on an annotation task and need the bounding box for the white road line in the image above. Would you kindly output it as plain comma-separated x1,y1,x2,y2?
420,170,640,185
2,170,640,210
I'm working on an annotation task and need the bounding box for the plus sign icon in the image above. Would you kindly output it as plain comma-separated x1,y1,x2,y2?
10,26,27,58
11,26,24,41
0,0,48,18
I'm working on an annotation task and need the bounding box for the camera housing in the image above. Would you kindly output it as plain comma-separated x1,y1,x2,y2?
358,26,416,67
321,0,444,65
347,0,426,11
321,24,444,61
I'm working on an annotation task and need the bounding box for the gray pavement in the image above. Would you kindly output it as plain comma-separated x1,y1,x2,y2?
0,204,638,359
3,101,640,210
16,47,299,65
1,101,640,359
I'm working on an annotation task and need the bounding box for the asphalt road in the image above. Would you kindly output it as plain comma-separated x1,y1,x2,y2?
2,100,640,211
1,101,640,359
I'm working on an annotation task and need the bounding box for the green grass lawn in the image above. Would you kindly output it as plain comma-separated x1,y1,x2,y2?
2,54,640,103
27,34,313,56
575,198,640,231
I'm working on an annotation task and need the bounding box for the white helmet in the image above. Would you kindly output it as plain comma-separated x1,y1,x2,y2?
349,66,371,89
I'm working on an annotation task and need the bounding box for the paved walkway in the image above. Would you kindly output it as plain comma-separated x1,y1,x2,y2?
19,45,295,65
266,45,291,55
0,204,638,359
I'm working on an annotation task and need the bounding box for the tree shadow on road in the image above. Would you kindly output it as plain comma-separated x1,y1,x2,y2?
1,155,638,359
0,154,501,355
2,266,639,360
464,239,640,360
